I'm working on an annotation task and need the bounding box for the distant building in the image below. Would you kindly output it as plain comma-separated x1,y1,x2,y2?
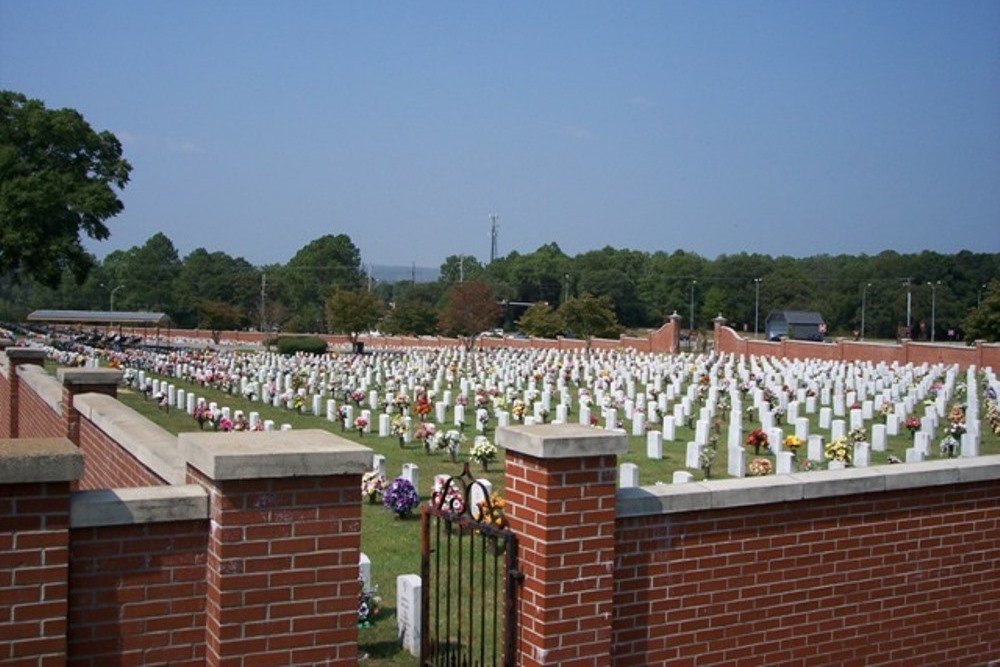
764,310,826,341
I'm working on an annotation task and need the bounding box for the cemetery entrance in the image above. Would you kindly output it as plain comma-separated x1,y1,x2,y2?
420,464,520,667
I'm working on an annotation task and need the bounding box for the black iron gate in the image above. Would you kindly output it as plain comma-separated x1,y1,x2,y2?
420,463,521,667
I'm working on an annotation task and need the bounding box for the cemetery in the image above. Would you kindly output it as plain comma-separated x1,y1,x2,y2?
1,326,999,665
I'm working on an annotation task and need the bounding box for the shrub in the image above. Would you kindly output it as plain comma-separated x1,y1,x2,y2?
274,335,328,355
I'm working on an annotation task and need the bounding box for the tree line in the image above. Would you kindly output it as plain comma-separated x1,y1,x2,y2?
2,231,997,343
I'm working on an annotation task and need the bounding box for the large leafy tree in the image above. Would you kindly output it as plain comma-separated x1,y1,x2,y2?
281,234,363,332
325,288,385,342
517,302,564,338
560,293,623,347
0,91,131,288
438,280,502,350
962,279,1000,342
174,248,259,328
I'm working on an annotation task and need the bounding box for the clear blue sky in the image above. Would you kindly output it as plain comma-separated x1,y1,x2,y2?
2,1,998,269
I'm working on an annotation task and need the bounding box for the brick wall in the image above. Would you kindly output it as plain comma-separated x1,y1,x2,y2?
499,425,1000,667
714,322,1000,371
67,519,208,666
1,351,373,667
75,417,167,489
613,483,1000,666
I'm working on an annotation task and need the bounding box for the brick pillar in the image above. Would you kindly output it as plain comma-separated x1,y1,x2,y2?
1,348,47,438
55,368,121,446
180,429,372,667
712,314,727,354
0,437,84,666
668,311,682,353
497,424,627,667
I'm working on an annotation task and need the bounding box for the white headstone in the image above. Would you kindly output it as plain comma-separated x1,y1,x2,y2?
961,433,979,458
727,446,745,478
402,463,419,490
646,431,663,459
359,552,372,592
905,448,925,463
378,413,391,437
685,441,703,470
372,454,386,477
870,424,887,452
620,463,640,488
397,574,422,656
854,442,871,468
807,435,824,462
672,471,694,484
776,451,794,475
661,416,676,441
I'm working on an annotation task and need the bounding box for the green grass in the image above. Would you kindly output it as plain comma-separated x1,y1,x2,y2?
106,367,999,667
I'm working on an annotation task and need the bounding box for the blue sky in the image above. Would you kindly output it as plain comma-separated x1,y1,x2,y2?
2,1,998,269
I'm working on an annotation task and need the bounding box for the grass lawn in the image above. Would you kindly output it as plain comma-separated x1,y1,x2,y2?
104,364,999,667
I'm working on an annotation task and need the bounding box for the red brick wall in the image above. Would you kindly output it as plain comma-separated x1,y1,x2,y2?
0,371,13,438
0,481,72,667
75,418,167,489
16,385,62,439
67,520,208,667
188,469,362,666
715,324,1000,371
505,451,618,667
612,482,1000,666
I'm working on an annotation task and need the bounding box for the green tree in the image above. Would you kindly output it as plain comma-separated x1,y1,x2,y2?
282,234,363,331
962,279,1000,342
439,255,484,284
174,248,258,328
0,91,131,287
325,288,385,342
382,283,442,336
115,233,181,312
560,293,623,347
517,302,564,338
438,280,502,350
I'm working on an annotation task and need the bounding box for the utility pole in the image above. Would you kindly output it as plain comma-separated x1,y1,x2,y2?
489,214,499,264
459,256,465,283
904,278,912,333
260,272,267,331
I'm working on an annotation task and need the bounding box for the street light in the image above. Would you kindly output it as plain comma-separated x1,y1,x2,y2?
101,283,125,312
904,278,912,334
753,278,761,337
689,280,697,332
979,283,988,308
928,281,940,342
861,283,871,340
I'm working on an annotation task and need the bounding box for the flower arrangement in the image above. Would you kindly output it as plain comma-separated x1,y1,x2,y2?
414,395,432,419
745,428,769,455
904,417,921,437
939,435,960,458
886,454,903,464
350,389,366,406
355,416,368,436
391,415,408,445
291,394,305,412
358,580,381,628
798,458,822,472
218,416,233,432
824,436,852,465
783,435,803,455
699,444,717,479
511,399,526,422
773,407,786,425
470,437,498,471
361,471,386,503
414,422,437,453
748,458,773,476
848,426,867,444
946,421,966,439
880,403,894,421
430,477,465,513
438,429,466,463
473,491,507,529
382,477,421,518
393,394,411,414
337,405,348,431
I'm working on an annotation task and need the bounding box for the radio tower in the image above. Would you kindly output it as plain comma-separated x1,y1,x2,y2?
489,214,499,263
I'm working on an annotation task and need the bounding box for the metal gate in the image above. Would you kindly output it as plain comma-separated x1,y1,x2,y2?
420,463,521,667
